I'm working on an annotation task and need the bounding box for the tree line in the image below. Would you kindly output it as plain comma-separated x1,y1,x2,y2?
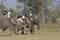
0,0,60,23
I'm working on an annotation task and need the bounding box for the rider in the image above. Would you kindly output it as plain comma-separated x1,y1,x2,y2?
17,14,25,23
2,9,7,16
7,10,11,19
22,15,25,20
17,14,22,19
28,11,32,17
2,9,11,19
28,11,34,20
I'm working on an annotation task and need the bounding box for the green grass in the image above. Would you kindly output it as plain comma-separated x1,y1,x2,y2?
0,24,60,40
38,23,60,32
40,23,60,29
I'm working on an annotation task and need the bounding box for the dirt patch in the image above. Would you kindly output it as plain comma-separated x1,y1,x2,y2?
0,31,60,40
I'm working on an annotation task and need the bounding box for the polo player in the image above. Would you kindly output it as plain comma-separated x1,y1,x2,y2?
7,10,11,18
29,12,32,17
17,14,25,23
2,9,11,21
28,11,34,21
2,9,7,17
29,11,33,16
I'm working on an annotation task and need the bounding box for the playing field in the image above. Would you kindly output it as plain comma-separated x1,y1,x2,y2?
0,29,60,40
0,23,60,40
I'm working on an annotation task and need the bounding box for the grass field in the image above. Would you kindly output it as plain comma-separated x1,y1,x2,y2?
0,29,60,40
0,24,60,40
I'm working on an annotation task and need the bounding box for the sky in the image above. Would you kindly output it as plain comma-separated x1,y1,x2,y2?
0,0,60,11
0,0,25,12
48,0,60,10
0,0,17,10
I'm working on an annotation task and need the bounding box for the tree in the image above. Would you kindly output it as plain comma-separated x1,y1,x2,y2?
46,0,60,23
16,0,48,23
16,3,21,13
10,8,17,18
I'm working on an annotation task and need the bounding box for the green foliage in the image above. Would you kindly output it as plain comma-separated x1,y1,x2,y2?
47,0,55,6
16,0,25,2
51,16,57,23
10,8,17,18
0,5,6,10
15,0,60,23
16,0,45,15
47,1,60,23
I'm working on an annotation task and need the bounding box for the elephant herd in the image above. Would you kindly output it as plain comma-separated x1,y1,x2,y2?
0,15,40,35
